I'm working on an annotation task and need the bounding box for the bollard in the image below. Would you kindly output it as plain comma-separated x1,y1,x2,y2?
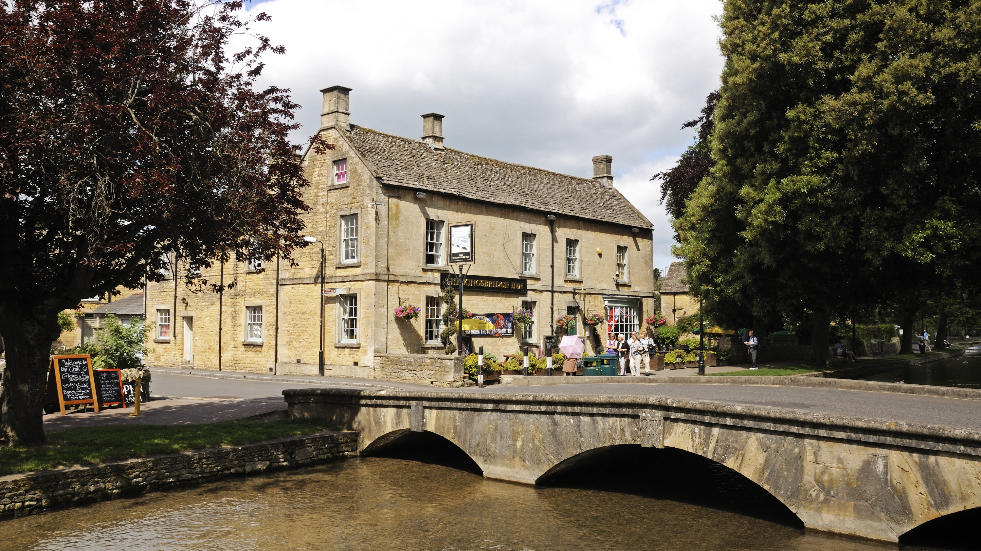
129,378,141,417
545,346,553,376
477,346,484,388
522,351,529,377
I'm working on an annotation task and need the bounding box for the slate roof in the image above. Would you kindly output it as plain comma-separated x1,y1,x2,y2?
91,293,145,316
343,126,652,228
660,262,689,294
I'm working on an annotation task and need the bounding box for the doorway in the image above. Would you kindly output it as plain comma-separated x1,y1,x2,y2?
183,317,194,366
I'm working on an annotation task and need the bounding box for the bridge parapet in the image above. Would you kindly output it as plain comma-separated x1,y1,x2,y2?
283,388,981,543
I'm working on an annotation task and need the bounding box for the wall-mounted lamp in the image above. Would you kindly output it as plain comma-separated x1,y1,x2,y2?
415,191,427,199
631,227,639,233
546,214,556,221
596,248,602,255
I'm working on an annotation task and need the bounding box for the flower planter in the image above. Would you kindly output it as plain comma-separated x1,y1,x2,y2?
480,370,501,382
650,355,664,371
705,353,717,367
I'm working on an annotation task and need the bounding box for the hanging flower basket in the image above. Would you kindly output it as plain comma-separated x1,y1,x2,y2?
583,313,604,327
645,314,667,327
447,309,475,322
556,315,575,330
395,305,421,321
513,309,534,326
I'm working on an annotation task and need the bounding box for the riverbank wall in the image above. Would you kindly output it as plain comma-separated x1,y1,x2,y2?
816,348,964,380
0,430,356,520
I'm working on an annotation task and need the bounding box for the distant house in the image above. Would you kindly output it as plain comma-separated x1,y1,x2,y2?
79,292,146,345
660,262,697,325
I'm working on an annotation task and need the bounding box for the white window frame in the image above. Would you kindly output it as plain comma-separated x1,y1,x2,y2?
521,300,535,343
156,309,171,340
606,302,639,338
333,158,348,185
245,305,263,344
424,296,442,343
566,239,579,278
616,245,628,281
521,233,536,275
425,220,444,266
339,294,359,343
341,214,359,264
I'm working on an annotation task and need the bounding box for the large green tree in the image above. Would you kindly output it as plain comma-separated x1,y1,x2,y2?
675,0,981,364
0,0,322,445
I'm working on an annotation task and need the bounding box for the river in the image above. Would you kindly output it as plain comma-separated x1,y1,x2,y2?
854,354,981,389
0,433,973,550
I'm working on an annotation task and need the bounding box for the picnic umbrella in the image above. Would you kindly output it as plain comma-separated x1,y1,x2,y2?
559,335,586,359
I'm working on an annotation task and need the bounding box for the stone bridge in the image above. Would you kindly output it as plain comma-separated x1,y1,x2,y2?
283,388,981,543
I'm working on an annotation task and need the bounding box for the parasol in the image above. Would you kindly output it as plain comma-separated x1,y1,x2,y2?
559,335,585,359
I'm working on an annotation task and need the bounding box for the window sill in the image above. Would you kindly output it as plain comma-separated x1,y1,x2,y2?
519,274,540,280
564,277,583,283
328,183,350,190
335,261,361,268
154,338,171,344
334,342,361,348
421,265,449,272
422,343,445,349
616,280,631,286
243,341,263,347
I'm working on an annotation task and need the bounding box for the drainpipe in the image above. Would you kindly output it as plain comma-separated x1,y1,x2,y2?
274,252,280,375
218,258,223,371
547,215,556,337
172,253,178,366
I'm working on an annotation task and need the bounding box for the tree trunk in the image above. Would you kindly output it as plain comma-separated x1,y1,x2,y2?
900,312,915,354
935,310,949,349
0,316,53,446
809,309,831,365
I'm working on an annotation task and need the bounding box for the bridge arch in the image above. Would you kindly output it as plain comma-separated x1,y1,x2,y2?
900,506,981,548
361,428,487,475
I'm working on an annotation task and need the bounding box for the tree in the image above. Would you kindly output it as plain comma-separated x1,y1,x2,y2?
652,91,718,220
674,0,981,365
0,0,325,445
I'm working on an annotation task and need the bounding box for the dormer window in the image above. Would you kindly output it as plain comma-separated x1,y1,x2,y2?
333,159,348,185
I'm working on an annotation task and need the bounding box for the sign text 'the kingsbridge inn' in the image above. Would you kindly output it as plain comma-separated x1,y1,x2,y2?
440,273,527,295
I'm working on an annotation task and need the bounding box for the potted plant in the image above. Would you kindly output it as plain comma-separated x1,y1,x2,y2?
513,308,534,334
464,353,501,383
394,304,421,321
715,348,732,366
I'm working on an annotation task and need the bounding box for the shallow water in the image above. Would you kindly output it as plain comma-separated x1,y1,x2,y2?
0,439,972,551
855,355,981,389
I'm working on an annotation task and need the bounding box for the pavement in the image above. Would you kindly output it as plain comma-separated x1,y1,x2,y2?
42,357,981,435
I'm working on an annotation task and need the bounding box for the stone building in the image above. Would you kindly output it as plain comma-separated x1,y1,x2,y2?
660,262,698,325
143,86,656,378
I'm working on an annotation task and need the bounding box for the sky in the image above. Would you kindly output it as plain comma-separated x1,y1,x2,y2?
242,0,724,272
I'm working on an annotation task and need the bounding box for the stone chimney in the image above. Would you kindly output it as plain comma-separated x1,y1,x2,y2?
592,155,613,187
421,113,444,150
320,86,351,130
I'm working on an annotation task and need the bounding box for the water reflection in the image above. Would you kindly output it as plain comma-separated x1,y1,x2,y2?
0,450,971,550
854,355,981,389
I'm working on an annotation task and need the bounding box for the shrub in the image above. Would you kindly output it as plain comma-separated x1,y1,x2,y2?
676,314,701,335
678,338,700,349
657,326,681,348
57,311,76,333
89,315,149,370
715,348,733,361
463,353,501,380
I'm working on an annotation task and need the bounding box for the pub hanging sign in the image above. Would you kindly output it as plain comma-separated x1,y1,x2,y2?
449,224,473,263
440,272,527,295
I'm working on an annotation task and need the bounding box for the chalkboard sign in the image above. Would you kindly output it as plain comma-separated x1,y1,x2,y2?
47,355,100,415
94,369,126,408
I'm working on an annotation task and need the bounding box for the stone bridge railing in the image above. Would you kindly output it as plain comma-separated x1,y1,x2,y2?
283,388,981,543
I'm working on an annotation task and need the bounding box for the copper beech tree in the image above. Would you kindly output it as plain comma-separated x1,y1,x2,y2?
0,0,327,445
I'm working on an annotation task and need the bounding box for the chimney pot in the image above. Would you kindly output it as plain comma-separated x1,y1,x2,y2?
592,155,613,187
321,86,351,130
422,113,444,150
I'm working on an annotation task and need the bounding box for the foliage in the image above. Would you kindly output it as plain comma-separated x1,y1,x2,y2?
856,324,897,342
644,314,666,328
89,315,149,371
715,348,733,361
555,315,575,330
678,338,700,349
683,351,698,363
673,0,981,367
463,353,501,381
512,308,534,326
394,304,421,321
439,288,460,354
657,326,681,348
0,417,331,476
583,313,604,326
663,351,682,365
675,315,701,335
0,0,328,445
56,312,75,333
652,91,719,219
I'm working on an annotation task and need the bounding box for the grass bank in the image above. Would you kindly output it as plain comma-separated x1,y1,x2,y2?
709,364,827,377
0,417,333,477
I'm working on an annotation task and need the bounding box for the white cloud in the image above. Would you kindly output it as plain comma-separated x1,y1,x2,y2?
242,0,722,266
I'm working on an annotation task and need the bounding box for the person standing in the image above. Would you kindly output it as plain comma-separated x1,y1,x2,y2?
744,330,759,369
606,334,618,355
923,330,931,352
641,333,655,373
918,331,927,354
629,332,644,376
617,334,628,375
